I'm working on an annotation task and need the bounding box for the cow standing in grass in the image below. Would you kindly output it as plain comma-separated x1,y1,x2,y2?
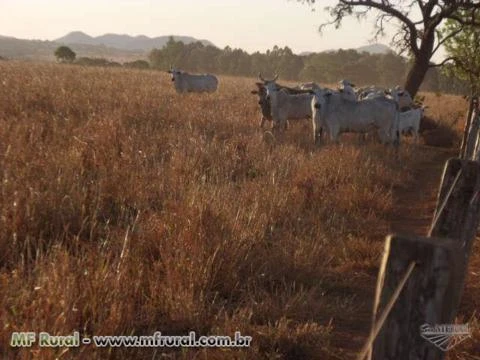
398,106,427,143
312,90,400,147
167,67,218,93
256,73,314,131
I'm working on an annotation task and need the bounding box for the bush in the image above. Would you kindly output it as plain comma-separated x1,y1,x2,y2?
75,57,121,67
420,115,460,147
124,60,150,70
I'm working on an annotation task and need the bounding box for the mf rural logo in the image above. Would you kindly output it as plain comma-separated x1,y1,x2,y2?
420,324,471,351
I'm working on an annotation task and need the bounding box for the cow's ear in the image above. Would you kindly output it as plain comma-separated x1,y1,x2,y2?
251,90,259,94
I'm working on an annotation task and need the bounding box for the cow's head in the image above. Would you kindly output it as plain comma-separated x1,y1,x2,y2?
258,73,279,100
167,66,181,82
339,79,355,88
312,90,331,110
251,83,271,118
391,86,406,97
251,83,267,104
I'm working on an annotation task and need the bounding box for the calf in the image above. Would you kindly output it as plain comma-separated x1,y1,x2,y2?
398,106,426,143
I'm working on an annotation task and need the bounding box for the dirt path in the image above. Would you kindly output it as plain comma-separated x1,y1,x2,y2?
331,145,457,359
389,146,457,236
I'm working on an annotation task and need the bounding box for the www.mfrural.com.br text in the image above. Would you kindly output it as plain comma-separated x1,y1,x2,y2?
10,331,252,348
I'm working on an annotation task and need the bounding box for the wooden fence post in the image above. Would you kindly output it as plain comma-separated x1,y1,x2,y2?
464,98,480,159
472,106,480,161
365,158,480,360
368,235,461,360
429,158,480,320
460,97,475,159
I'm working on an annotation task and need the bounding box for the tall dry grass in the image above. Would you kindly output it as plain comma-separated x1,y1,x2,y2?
0,61,475,359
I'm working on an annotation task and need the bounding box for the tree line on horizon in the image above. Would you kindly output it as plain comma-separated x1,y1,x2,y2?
53,37,468,95
148,37,467,94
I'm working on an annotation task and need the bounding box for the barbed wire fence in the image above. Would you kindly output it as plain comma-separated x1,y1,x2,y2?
358,96,480,360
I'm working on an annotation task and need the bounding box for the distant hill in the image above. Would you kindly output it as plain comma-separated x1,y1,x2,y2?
0,35,146,62
300,43,393,56
54,31,216,51
356,43,392,54
55,31,96,45
0,31,215,62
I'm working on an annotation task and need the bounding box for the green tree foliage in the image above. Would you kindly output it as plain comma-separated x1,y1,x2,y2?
54,46,76,63
148,38,468,94
442,12,480,96
299,1,480,97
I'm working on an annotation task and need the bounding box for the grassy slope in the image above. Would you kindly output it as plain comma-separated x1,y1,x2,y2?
0,62,477,359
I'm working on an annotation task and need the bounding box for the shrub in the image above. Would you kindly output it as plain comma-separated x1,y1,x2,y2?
124,60,150,69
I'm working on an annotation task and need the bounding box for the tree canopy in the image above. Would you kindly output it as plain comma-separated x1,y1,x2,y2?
442,10,480,96
148,38,467,94
54,46,76,63
301,0,480,96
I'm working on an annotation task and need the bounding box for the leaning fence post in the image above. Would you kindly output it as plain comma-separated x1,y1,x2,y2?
464,98,480,159
460,96,475,159
367,235,461,360
472,106,480,161
364,158,480,360
428,158,480,321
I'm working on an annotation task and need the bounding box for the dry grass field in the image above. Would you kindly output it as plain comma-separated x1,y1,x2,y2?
0,61,477,359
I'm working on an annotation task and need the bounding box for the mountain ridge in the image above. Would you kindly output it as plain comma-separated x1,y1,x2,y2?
356,43,392,54
300,43,393,56
0,33,394,62
54,31,216,51
0,34,145,61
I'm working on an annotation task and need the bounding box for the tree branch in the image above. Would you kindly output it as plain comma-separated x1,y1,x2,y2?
424,0,438,20
432,25,465,55
337,0,420,55
429,56,456,68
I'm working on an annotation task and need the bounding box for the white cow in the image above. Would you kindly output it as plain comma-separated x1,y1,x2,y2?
311,90,399,146
259,73,313,130
298,82,318,90
167,67,218,93
270,89,313,130
387,86,413,110
338,79,357,101
398,106,426,143
358,86,386,100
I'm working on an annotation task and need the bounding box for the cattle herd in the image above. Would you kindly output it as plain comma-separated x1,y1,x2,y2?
168,67,425,147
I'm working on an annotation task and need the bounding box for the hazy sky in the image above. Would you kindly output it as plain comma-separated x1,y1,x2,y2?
1,0,444,59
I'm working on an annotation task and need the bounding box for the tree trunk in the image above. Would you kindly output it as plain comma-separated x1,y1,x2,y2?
404,54,431,98
405,29,436,98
